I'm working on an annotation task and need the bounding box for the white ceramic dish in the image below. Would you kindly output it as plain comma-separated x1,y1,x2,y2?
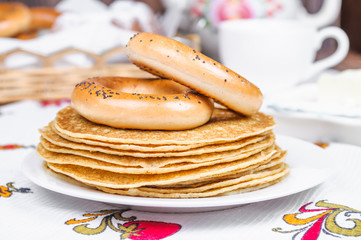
264,83,361,146
22,135,332,213
265,83,361,121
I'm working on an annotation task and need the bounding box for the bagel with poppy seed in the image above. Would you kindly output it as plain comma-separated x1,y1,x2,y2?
126,32,263,116
71,77,214,130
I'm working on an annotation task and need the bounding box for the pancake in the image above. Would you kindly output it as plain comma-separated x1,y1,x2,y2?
42,122,271,155
51,122,273,152
159,150,286,188
45,145,278,188
54,106,276,145
94,164,290,198
113,163,288,193
38,142,283,174
40,126,274,158
39,134,275,168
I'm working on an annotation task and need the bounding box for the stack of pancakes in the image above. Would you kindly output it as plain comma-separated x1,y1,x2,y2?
37,105,289,198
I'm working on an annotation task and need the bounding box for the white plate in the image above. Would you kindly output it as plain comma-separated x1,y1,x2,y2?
22,135,333,213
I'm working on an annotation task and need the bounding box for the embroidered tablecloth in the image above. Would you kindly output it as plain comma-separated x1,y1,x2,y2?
1,100,360,240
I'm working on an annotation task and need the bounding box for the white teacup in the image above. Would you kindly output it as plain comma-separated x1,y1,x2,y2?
218,19,349,96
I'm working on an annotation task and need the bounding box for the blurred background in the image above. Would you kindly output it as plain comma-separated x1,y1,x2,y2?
1,0,360,146
1,0,360,68
1,0,361,66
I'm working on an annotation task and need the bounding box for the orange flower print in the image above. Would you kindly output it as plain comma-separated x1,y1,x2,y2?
66,209,181,239
0,185,12,198
273,200,361,239
0,182,32,198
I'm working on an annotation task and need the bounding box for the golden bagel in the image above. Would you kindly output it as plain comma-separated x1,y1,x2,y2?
71,77,214,130
0,2,31,37
126,32,263,116
27,7,61,32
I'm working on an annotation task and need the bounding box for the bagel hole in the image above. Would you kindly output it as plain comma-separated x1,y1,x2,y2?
97,77,189,95
103,51,129,64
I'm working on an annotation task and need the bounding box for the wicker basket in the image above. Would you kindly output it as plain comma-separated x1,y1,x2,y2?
0,47,153,104
0,34,201,104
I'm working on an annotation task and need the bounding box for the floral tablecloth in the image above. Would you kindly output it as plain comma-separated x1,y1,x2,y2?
1,100,360,240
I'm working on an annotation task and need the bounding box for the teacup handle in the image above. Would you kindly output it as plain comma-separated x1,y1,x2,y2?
306,26,349,79
299,0,342,28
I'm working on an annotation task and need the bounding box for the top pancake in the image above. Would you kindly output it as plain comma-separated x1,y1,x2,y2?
54,106,276,145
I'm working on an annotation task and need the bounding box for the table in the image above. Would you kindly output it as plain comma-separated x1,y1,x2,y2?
1,100,361,239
